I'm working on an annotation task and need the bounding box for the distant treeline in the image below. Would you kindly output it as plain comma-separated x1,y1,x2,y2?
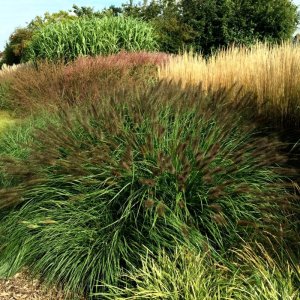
1,0,299,65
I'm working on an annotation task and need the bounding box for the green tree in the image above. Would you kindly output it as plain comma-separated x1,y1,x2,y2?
71,4,123,18
152,16,195,53
71,5,102,17
179,0,299,53
180,0,234,53
1,27,33,65
2,11,75,65
28,10,75,30
230,0,299,42
122,0,195,53
123,0,299,54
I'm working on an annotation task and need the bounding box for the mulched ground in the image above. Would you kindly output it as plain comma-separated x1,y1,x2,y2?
0,272,77,300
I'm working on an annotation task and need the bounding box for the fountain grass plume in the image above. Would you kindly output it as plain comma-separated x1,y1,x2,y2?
0,81,297,297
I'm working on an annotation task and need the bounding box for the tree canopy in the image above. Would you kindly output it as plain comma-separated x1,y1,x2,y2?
122,0,299,54
1,0,299,65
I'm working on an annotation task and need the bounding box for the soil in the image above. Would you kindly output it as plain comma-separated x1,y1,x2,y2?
0,272,73,300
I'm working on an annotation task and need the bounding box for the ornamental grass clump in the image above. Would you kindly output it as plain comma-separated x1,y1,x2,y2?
159,42,300,128
97,244,300,300
0,82,297,297
24,17,158,62
3,51,168,113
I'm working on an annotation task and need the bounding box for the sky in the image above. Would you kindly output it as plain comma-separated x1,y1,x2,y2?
0,0,128,50
0,0,300,51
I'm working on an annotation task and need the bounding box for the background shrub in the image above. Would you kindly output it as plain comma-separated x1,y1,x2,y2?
0,82,296,298
0,11,76,66
122,0,299,54
1,28,33,66
24,17,158,62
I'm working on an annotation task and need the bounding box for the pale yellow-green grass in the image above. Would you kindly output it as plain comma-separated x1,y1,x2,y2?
0,111,17,132
97,244,300,299
0,64,24,77
158,43,300,126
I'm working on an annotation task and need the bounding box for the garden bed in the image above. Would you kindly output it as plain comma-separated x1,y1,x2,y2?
0,271,67,300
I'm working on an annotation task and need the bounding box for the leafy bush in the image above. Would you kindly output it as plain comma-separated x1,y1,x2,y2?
0,11,76,66
24,17,158,62
0,82,296,297
123,0,299,54
1,28,33,65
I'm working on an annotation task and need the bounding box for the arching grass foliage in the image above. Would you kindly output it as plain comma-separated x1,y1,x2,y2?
0,82,297,298
24,17,158,62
